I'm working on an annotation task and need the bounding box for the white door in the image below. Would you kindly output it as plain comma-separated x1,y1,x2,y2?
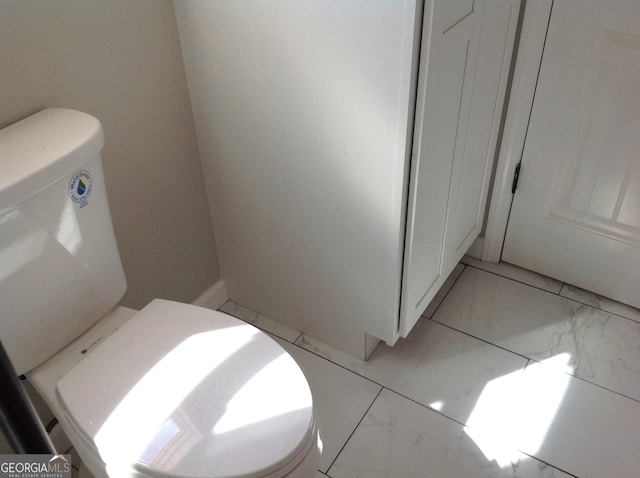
400,0,519,336
503,0,640,308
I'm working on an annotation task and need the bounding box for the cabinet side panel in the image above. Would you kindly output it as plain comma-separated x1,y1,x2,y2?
175,1,418,356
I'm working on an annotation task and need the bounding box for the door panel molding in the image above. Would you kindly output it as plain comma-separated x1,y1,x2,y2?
501,0,640,308
548,29,640,245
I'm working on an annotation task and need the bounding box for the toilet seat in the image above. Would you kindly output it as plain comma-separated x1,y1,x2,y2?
55,299,316,478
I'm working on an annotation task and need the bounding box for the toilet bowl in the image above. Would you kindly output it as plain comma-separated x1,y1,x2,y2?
0,109,320,477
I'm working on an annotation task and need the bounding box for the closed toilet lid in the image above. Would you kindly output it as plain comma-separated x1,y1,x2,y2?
56,299,315,478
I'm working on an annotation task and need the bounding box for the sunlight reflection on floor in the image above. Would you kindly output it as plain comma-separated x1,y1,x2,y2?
464,353,572,467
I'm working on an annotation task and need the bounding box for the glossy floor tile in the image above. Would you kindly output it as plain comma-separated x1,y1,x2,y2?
433,266,640,401
297,317,528,426
328,388,574,478
512,359,640,478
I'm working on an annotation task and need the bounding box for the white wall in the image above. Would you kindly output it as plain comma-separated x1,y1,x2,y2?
0,0,219,308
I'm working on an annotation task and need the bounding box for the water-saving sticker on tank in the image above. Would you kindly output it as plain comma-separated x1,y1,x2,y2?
68,170,93,208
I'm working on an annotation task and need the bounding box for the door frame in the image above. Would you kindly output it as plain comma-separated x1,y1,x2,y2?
480,0,553,262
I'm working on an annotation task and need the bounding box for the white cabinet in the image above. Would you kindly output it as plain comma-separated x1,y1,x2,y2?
175,0,520,358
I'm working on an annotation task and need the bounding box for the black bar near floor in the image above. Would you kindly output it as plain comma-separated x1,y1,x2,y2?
0,341,55,454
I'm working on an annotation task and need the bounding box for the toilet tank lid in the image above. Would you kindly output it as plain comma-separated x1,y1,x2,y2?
0,108,103,212
56,299,315,478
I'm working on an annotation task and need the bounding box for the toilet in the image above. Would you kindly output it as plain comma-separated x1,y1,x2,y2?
0,108,320,477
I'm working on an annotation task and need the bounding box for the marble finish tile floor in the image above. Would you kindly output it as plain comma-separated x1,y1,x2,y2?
59,259,640,477
226,260,640,478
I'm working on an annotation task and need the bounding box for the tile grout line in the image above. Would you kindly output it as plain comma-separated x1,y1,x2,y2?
463,263,565,295
286,338,494,472
465,263,640,325
378,382,581,478
344,385,577,478
525,356,640,405
434,318,640,405
323,386,385,476
382,387,469,429
218,306,391,409
291,337,388,391
517,451,580,478
429,318,533,365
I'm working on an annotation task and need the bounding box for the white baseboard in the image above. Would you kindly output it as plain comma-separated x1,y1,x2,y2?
192,279,228,310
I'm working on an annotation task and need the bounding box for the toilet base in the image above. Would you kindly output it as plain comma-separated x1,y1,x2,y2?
279,432,321,477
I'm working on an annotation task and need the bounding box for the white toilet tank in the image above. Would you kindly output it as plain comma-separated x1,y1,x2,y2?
0,108,126,375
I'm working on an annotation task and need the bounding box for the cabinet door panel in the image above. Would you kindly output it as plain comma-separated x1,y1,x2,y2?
400,0,519,337
442,0,521,271
400,0,483,336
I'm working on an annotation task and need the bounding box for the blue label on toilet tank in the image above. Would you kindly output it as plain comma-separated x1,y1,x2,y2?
68,170,92,208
